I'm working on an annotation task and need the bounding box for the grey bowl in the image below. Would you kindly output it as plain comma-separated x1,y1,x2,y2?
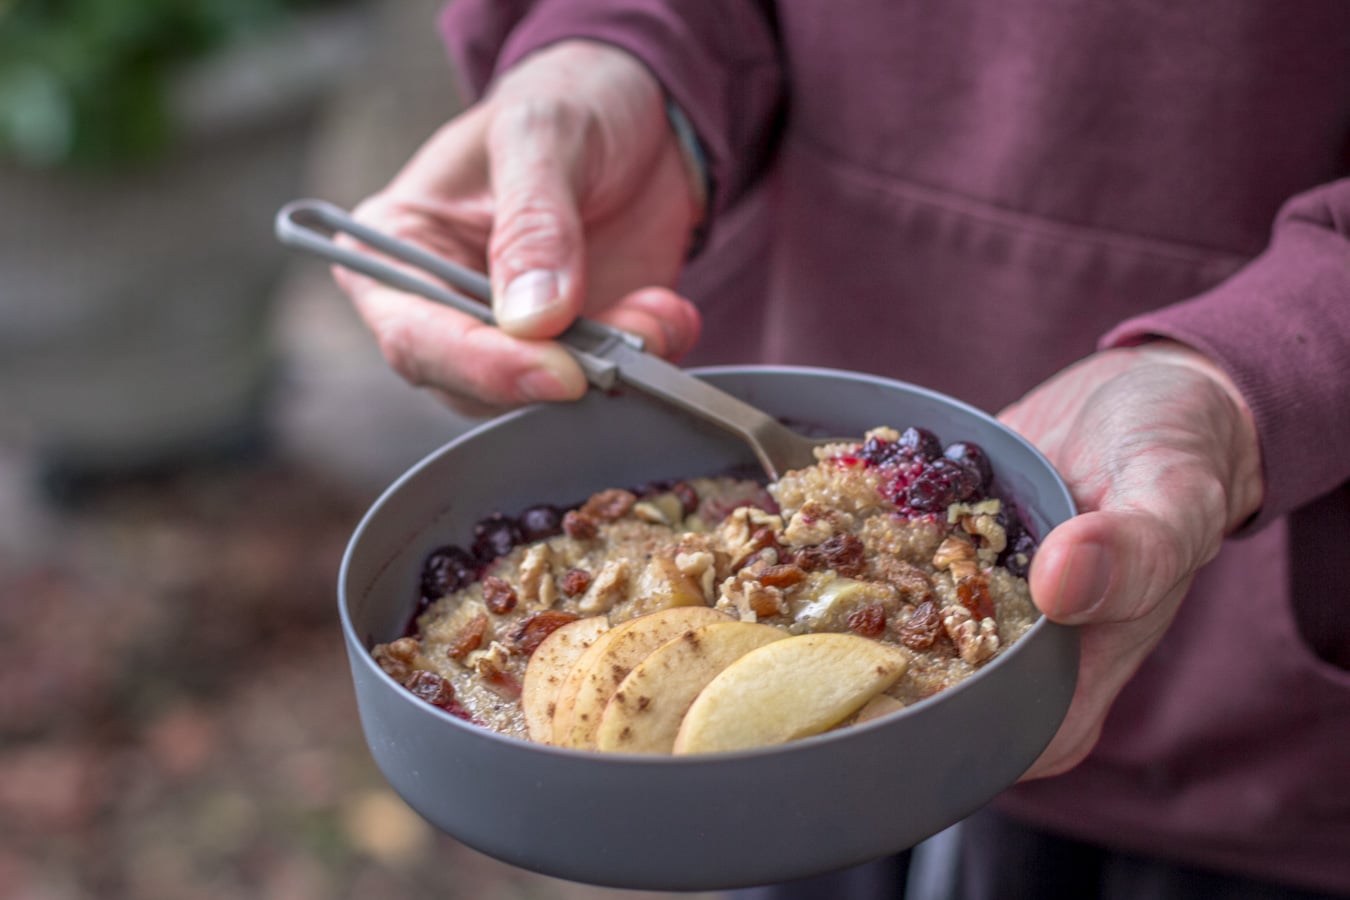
339,366,1078,891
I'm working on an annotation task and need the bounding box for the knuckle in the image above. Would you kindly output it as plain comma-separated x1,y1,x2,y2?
370,314,428,388
491,199,575,270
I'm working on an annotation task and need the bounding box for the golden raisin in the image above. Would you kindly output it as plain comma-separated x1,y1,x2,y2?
445,613,488,660
511,610,581,655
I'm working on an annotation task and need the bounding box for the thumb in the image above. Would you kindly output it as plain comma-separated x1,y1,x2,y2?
1029,508,1199,626
486,108,587,338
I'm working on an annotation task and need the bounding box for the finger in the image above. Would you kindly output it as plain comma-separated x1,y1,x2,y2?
349,283,587,405
485,103,588,338
594,288,703,360
1029,507,1196,625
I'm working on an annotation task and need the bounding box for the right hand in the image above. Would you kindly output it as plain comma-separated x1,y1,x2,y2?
336,40,705,414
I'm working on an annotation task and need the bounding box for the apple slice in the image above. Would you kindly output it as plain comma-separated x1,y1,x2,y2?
521,616,610,744
551,606,730,750
595,621,788,754
673,633,909,754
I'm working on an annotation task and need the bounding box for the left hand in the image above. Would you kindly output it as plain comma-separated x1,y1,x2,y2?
999,340,1264,779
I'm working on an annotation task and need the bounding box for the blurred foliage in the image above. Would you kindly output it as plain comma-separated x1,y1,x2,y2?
0,0,342,170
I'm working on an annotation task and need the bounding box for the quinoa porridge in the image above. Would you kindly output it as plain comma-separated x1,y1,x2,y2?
372,425,1042,750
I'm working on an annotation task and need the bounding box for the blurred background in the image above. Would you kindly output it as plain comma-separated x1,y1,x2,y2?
0,1,722,897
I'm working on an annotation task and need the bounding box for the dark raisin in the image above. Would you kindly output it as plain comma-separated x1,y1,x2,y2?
482,576,518,614
518,504,564,542
897,426,943,461
847,603,887,638
471,514,524,563
421,545,478,600
561,568,593,596
944,441,993,488
406,670,456,708
898,600,943,650
793,533,867,578
670,481,700,516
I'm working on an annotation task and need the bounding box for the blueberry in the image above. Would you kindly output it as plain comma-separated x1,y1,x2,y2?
518,504,564,542
897,427,943,461
994,502,1025,544
944,441,992,488
1000,532,1038,579
471,513,524,563
421,545,477,599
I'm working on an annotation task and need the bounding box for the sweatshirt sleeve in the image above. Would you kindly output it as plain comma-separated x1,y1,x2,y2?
437,0,785,222
1101,177,1350,532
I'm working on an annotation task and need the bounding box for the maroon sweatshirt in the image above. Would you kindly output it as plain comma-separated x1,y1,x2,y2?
440,1,1350,892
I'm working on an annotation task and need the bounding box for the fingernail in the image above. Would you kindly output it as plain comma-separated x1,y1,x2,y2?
498,269,561,325
1054,541,1113,621
515,369,564,402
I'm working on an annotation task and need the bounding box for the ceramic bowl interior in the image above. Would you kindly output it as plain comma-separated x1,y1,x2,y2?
340,366,1078,891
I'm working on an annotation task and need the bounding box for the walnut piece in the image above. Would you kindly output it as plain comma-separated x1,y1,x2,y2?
516,543,556,608
942,605,999,664
932,534,977,570
577,559,631,614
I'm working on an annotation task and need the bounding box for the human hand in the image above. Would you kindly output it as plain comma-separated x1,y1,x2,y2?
335,40,704,414
999,341,1264,780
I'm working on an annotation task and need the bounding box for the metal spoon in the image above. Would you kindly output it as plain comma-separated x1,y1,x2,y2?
275,199,853,481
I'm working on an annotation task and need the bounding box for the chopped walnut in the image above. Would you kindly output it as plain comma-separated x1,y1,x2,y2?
948,559,979,583
373,637,420,681
633,493,685,526
942,605,1000,664
577,559,631,614
469,640,513,680
932,534,977,570
717,570,787,622
580,488,636,521
716,507,784,557
675,549,717,601
961,512,1008,556
516,543,556,608
782,501,854,546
